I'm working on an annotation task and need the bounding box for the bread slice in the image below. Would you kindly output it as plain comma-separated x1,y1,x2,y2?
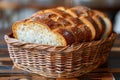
93,10,112,38
12,18,70,46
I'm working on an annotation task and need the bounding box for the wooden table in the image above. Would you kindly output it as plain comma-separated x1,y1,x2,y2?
0,34,120,80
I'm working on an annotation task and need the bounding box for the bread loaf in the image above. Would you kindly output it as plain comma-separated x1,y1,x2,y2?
12,6,112,46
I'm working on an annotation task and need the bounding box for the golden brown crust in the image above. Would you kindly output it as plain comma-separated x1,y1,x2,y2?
12,21,20,39
84,16,101,40
69,6,92,17
92,15,105,37
93,10,112,37
31,16,63,30
54,28,75,45
43,8,76,25
12,6,112,46
97,16,106,34
78,16,96,40
67,26,84,42
12,19,30,39
79,25,92,41
44,9,72,18
57,17,71,26
62,8,95,40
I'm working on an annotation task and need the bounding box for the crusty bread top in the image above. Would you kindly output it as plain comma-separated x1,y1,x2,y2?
12,6,113,46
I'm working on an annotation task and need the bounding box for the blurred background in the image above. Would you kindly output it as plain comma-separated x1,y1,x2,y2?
0,0,120,48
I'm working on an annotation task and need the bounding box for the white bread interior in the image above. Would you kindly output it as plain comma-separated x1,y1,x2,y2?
12,21,67,46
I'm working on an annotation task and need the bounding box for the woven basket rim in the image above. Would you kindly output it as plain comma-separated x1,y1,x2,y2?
4,33,117,52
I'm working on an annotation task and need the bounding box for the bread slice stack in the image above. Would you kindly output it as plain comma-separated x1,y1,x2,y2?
12,6,112,46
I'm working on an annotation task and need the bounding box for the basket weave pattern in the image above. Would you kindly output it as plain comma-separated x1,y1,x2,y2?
5,33,116,78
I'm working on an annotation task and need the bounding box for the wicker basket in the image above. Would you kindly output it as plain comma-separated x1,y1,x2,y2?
4,33,117,78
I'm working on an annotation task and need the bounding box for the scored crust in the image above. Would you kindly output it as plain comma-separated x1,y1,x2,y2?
12,6,112,46
66,6,112,39
42,8,92,42
64,8,96,40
